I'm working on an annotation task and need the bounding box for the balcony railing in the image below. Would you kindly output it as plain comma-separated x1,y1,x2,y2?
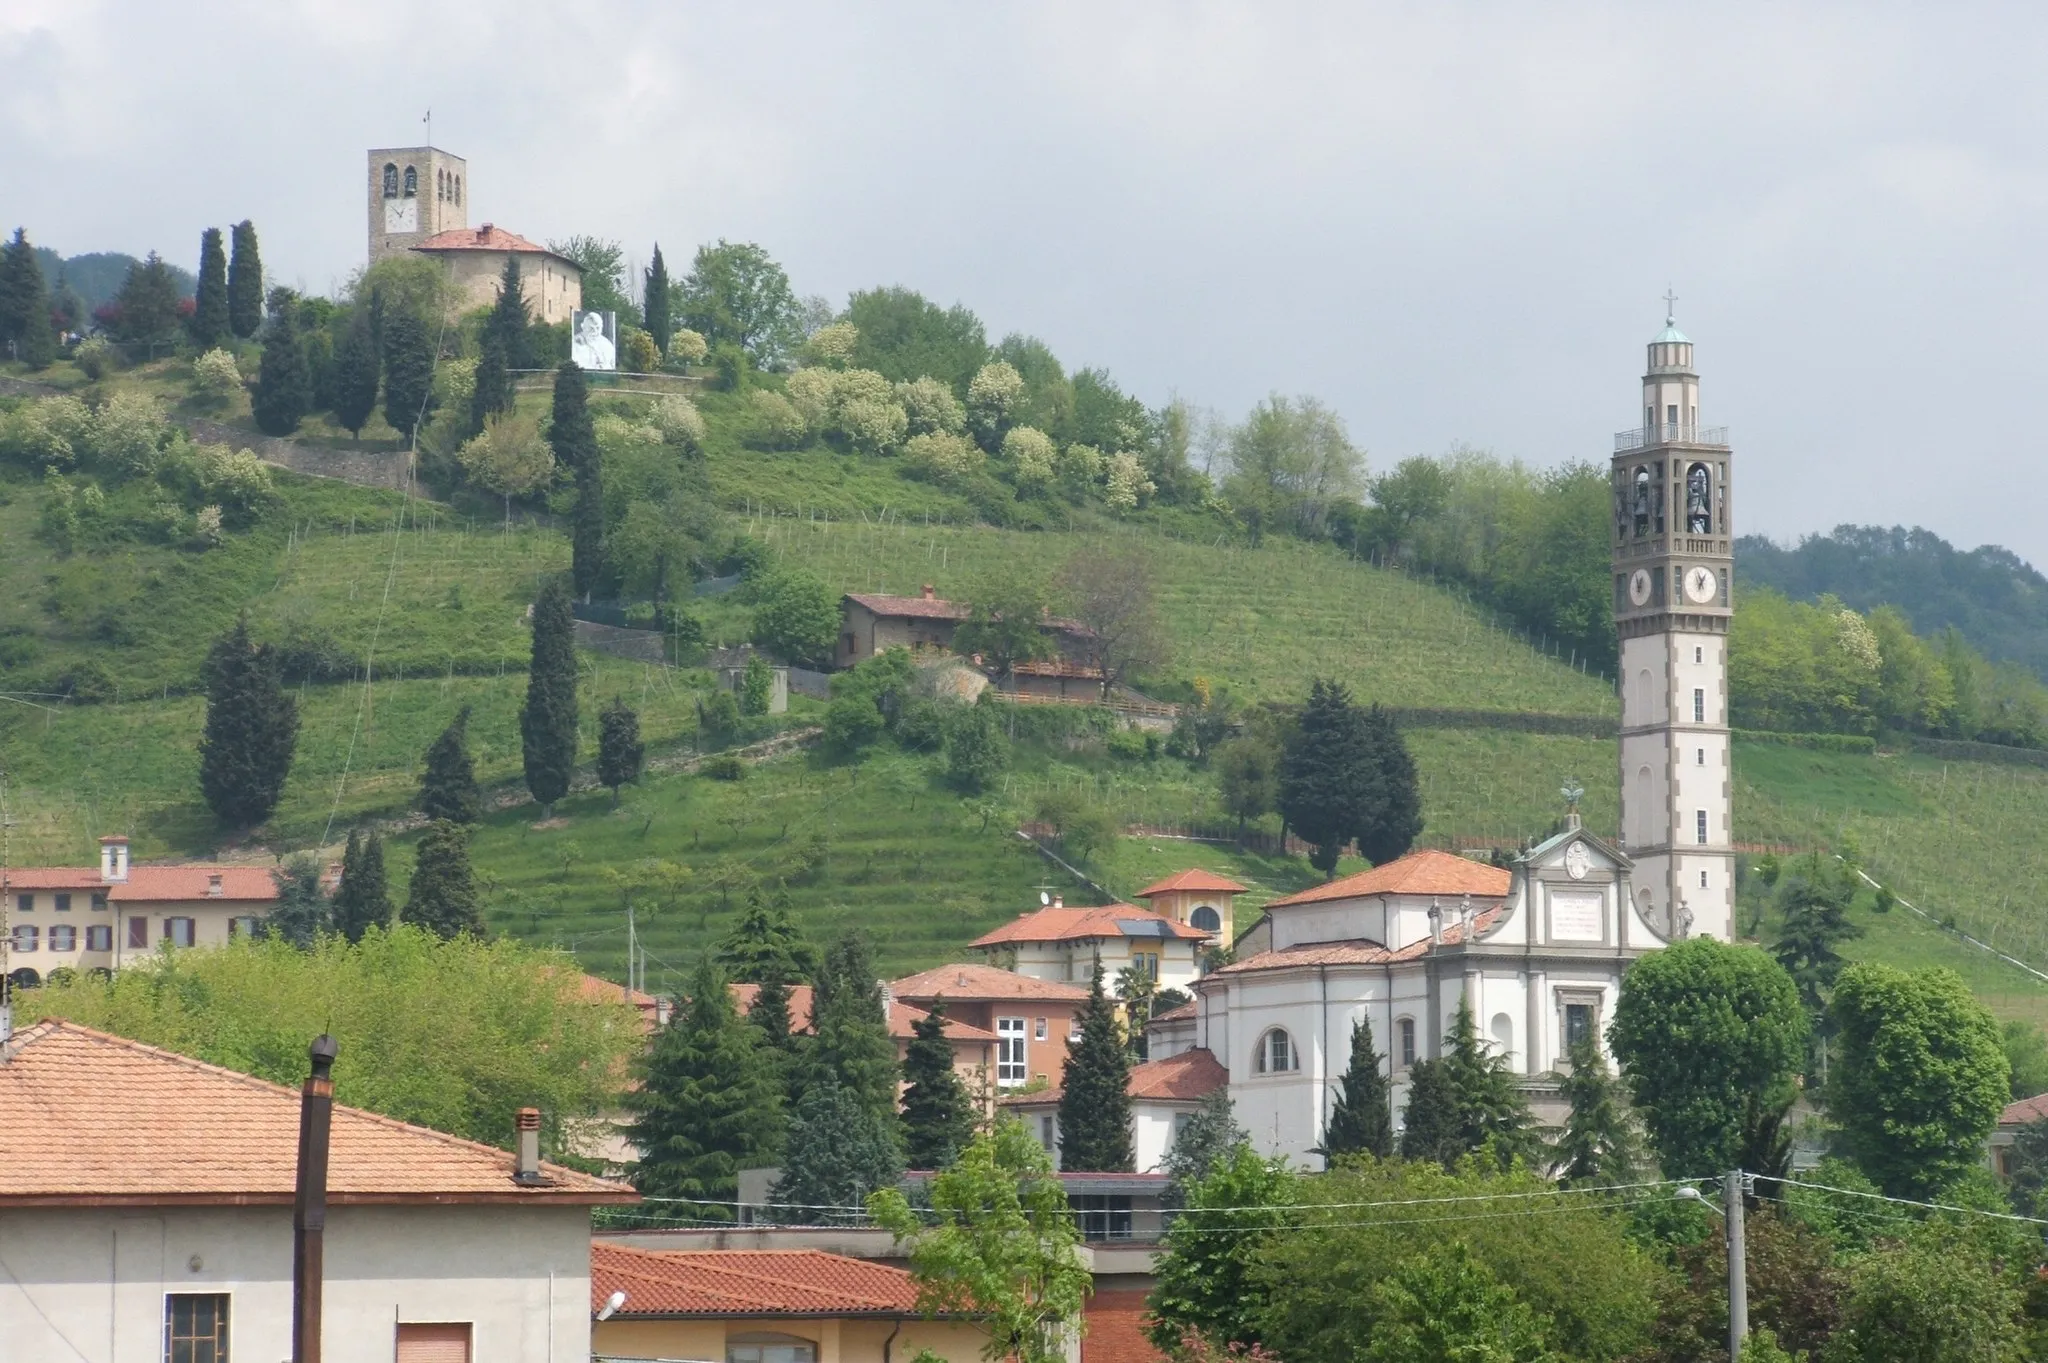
1614,424,1728,452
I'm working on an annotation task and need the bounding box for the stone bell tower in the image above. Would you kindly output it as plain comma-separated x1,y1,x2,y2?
1611,300,1735,941
367,146,468,264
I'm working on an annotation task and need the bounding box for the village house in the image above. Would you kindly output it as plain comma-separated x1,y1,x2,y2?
999,1047,1229,1179
970,898,1212,995
833,588,1108,703
732,981,1001,1104
0,1019,634,1362
2,835,278,988
887,962,1091,1093
411,223,584,325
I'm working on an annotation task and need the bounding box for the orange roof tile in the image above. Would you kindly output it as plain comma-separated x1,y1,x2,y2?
411,223,570,260
890,963,1090,1003
0,1022,633,1206
0,869,106,891
1212,905,1505,976
1084,1289,1169,1363
843,591,971,622
1150,999,1197,1024
1134,869,1248,898
1265,849,1510,908
728,983,1000,1043
591,1244,930,1317
998,1048,1226,1109
969,905,1209,949
1,864,280,902
2002,1094,2048,1127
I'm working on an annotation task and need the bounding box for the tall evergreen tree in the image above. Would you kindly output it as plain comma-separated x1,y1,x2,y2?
262,855,330,949
627,955,784,1214
1279,678,1377,876
1357,702,1423,865
251,290,311,436
111,252,183,346
548,359,597,476
644,243,672,353
901,998,975,1170
198,618,300,828
1772,851,1865,1068
331,308,379,439
331,828,393,942
1319,1017,1394,1160
470,255,526,432
381,310,435,441
1059,964,1135,1172
0,227,57,367
771,1082,905,1222
1550,1037,1645,1187
191,227,229,349
747,969,797,1053
226,220,264,339
418,705,483,824
1397,1000,1538,1169
597,696,645,806
717,893,820,983
402,819,485,939
520,578,579,816
572,424,606,600
1162,1089,1249,1208
806,931,899,1125
546,361,606,597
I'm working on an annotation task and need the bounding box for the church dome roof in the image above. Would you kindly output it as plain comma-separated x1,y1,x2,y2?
1652,317,1690,344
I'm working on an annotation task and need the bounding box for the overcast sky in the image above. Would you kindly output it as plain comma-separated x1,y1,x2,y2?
5,3,2045,564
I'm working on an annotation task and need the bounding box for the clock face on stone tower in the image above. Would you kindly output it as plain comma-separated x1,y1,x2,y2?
1683,565,1717,605
1628,569,1652,607
384,198,417,234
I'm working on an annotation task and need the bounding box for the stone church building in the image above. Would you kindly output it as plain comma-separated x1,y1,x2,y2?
1150,313,1738,1163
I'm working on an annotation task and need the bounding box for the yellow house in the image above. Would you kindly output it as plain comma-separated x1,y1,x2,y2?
590,1244,987,1363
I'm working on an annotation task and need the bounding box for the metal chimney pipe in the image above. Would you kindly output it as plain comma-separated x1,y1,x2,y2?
293,1035,338,1363
514,1106,543,1183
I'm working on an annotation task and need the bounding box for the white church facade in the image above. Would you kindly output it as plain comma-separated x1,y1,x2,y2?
1148,313,1738,1164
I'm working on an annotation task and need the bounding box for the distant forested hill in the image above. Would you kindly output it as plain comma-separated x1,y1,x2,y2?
1739,526,2048,680
33,247,195,312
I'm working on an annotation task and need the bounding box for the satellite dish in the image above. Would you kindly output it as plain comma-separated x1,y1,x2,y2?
1040,892,1051,906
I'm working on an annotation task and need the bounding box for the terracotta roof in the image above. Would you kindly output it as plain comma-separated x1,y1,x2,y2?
969,905,1209,949
843,591,970,622
1212,905,1504,975
1134,869,1249,898
591,1244,927,1317
1265,849,1510,908
2002,1094,2048,1127
1008,659,1105,681
410,223,574,261
999,1048,1226,1109
889,963,1090,1003
1,864,279,902
1150,999,1197,1024
1085,1289,1169,1363
577,973,666,1035
0,869,106,891
728,983,999,1043
0,1021,634,1206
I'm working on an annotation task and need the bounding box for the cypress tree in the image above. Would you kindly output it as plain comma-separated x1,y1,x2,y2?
381,310,435,441
644,244,672,353
573,446,607,600
470,255,526,432
626,955,783,1214
771,1082,905,1222
227,220,263,340
251,291,311,436
0,227,56,367
1059,963,1135,1172
901,998,975,1171
1162,1089,1248,1208
191,227,229,349
597,696,645,806
717,893,820,983
548,359,597,476
332,308,379,439
262,855,331,949
198,618,300,828
806,931,899,1125
1358,703,1423,865
332,828,393,942
418,705,483,823
1319,1018,1394,1160
402,819,485,939
520,578,579,816
111,252,183,346
1278,678,1372,875
1550,1037,1646,1187
1397,1000,1537,1169
748,970,797,1054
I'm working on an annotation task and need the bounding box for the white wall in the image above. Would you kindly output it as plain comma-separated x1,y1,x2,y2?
0,1203,592,1363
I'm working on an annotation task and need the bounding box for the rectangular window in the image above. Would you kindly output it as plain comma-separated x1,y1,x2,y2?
49,924,76,951
1073,1193,1135,1242
729,1343,815,1363
128,916,149,949
396,1323,473,1363
1565,1003,1593,1049
1696,810,1708,845
54,892,71,912
14,893,29,914
86,924,112,952
1034,1017,1048,1041
1693,688,1705,723
1039,1113,1056,1149
166,917,196,948
165,1292,230,1363
229,916,261,940
91,892,107,911
1695,646,1703,664
10,924,36,953
1666,403,1679,427
1398,1018,1417,1067
996,1017,1027,1087
1701,870,1710,889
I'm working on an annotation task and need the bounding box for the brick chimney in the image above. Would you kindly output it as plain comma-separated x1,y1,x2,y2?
921,584,936,601
206,873,224,897
98,835,130,884
513,1107,544,1184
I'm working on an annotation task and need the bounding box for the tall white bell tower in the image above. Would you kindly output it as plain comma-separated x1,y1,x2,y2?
1611,302,1735,941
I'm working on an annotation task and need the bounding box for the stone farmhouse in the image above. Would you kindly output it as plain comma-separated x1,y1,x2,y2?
834,587,1107,702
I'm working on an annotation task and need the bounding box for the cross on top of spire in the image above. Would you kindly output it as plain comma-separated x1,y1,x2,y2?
1663,287,1678,323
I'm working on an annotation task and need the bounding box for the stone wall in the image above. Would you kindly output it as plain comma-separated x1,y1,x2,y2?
184,418,413,491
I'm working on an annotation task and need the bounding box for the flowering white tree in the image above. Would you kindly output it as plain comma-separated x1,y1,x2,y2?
839,398,909,456
897,376,966,436
88,391,169,475
1104,452,1155,514
665,329,709,370
751,390,809,448
457,413,555,525
653,394,708,452
784,367,836,434
1002,425,1056,490
191,348,243,400
968,361,1024,447
903,431,984,485
804,321,859,367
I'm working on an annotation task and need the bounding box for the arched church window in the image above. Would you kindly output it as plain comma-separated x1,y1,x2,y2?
1254,1028,1298,1074
1632,466,1650,537
1686,463,1711,534
1634,765,1652,846
1190,905,1221,933
382,163,399,198
437,168,446,201
454,175,461,205
403,165,417,198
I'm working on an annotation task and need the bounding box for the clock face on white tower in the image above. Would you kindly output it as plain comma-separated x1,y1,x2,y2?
1628,569,1652,607
1683,566,1717,604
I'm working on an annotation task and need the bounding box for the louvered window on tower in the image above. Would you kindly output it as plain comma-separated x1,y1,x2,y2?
1696,811,1708,845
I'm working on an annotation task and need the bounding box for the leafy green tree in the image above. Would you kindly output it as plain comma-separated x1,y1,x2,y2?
1058,965,1134,1171
2003,1019,2048,1100
749,569,839,667
189,226,229,349
772,1081,905,1221
18,923,641,1148
198,618,300,828
380,309,436,440
1215,735,1280,837
1361,1240,1557,1363
262,855,331,949
1608,938,1807,1178
740,655,774,716
470,255,526,433
643,243,672,352
251,290,311,436
945,702,1009,793
955,577,1051,692
402,819,484,939
520,578,579,816
0,227,56,367
1222,394,1365,542
1770,851,1864,1059
1828,963,2009,1200
845,286,988,391
806,932,899,1125
331,308,379,438
418,705,483,824
1826,1229,2024,1363
868,1119,1091,1363
1320,1017,1393,1160
1550,1037,1644,1186
678,240,800,365
1398,1000,1537,1169
226,220,263,339
1281,680,1421,875
717,894,821,984
627,955,783,1214
548,236,635,323
1147,1143,1296,1354
1162,1089,1249,1208
1650,1205,1849,1363
331,828,392,943
902,999,975,1170
597,696,645,806
111,251,184,346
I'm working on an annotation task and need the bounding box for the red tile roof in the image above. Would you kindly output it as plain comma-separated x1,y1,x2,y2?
0,1022,633,1206
0,869,105,891
1265,849,1510,908
1084,1289,1168,1363
1134,869,1249,898
890,963,1090,1003
591,1244,931,1317
577,973,667,1035
728,984,1000,1043
999,1048,1226,1108
1150,999,1197,1024
969,905,1209,949
843,591,971,622
1212,905,1505,975
411,223,569,259
0,864,279,902
2001,1094,2048,1127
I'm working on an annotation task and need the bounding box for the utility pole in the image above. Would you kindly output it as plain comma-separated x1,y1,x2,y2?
1726,1169,1748,1359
